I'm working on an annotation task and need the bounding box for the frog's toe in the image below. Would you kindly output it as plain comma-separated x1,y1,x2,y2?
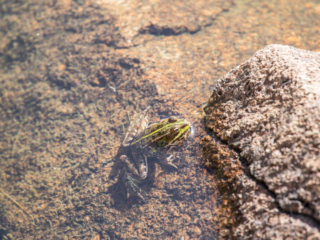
161,154,178,170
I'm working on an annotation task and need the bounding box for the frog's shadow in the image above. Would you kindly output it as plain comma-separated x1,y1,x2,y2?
108,157,158,210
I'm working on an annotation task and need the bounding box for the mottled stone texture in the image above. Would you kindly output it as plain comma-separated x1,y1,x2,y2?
205,44,320,238
98,0,234,47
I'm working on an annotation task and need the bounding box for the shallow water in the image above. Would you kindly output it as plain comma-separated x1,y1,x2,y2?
0,0,319,239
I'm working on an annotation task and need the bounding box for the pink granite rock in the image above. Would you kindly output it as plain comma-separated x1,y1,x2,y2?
205,44,320,238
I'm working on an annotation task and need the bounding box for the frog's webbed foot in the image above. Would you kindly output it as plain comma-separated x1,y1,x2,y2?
108,171,146,208
109,153,148,206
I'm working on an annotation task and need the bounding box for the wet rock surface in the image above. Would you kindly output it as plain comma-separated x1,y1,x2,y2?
204,44,320,239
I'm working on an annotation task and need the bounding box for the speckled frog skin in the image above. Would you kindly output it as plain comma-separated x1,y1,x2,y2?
108,108,190,203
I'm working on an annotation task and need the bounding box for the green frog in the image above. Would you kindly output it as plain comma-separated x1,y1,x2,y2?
108,108,190,204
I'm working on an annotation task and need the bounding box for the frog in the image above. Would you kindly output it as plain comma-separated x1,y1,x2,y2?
108,108,190,205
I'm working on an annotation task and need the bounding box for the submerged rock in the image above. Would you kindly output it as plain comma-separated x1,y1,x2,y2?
204,44,320,239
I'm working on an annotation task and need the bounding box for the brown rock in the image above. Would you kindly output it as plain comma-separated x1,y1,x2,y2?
204,44,320,239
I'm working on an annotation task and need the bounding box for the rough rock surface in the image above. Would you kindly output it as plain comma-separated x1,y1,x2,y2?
202,136,320,239
204,44,320,238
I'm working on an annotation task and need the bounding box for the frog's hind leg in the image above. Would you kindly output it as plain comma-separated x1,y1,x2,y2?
108,172,145,208
125,174,146,202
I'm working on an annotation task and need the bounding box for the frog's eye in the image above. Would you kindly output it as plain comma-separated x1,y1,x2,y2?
168,116,177,123
168,128,178,137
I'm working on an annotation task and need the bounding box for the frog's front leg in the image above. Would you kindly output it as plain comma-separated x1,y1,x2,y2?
158,153,178,170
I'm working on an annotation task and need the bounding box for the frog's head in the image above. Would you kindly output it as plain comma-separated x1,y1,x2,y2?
162,116,190,145
133,116,190,147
